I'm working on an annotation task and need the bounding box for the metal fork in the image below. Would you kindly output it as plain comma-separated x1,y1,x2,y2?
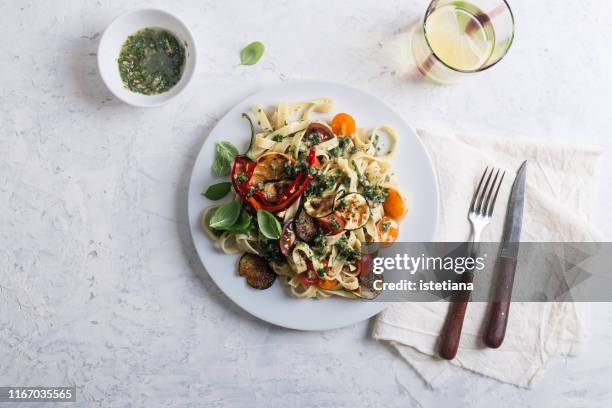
439,167,505,360
467,167,505,256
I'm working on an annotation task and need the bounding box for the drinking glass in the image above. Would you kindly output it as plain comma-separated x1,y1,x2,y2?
411,0,515,83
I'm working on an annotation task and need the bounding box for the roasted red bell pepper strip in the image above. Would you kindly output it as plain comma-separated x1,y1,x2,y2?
252,171,308,206
307,147,321,169
254,182,308,212
253,149,319,212
231,155,257,197
232,148,320,213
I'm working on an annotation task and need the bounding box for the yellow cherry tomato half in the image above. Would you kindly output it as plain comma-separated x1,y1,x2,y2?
377,216,399,243
331,113,356,136
383,187,406,219
318,279,338,289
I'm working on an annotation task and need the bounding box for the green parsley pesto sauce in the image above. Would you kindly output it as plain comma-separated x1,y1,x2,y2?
118,28,186,95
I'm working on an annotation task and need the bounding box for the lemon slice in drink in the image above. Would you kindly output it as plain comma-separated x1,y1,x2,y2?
425,5,494,71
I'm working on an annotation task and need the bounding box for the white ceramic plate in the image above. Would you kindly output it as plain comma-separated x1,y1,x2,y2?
188,81,439,330
97,8,197,107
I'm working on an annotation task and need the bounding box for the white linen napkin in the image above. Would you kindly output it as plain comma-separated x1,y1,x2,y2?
372,129,603,388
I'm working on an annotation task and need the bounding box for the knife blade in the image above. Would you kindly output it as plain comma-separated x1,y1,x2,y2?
484,160,527,349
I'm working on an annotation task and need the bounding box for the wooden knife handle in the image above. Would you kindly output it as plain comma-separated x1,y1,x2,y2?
484,257,517,349
439,270,474,360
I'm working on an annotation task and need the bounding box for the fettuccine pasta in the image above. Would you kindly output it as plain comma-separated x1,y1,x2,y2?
201,98,408,299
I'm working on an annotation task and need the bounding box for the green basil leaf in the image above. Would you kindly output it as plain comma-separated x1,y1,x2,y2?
212,141,239,177
203,207,223,238
209,200,241,230
240,41,265,66
202,182,232,200
257,210,282,240
224,211,252,233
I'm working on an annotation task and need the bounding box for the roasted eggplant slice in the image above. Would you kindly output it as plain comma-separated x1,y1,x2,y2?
295,209,317,242
304,194,335,218
335,193,370,230
279,219,297,256
239,253,276,289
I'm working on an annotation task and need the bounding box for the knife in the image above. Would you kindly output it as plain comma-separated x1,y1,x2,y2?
484,160,527,348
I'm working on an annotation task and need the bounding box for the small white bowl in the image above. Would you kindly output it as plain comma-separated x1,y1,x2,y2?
97,8,197,108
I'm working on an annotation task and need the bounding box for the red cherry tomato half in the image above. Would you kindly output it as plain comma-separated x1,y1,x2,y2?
315,213,346,235
357,253,374,277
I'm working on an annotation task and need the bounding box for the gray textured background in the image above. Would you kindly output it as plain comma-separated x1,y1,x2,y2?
1,0,611,406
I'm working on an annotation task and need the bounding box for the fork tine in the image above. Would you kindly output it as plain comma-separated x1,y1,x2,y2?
469,167,488,213
482,169,500,215
487,171,505,216
475,168,494,214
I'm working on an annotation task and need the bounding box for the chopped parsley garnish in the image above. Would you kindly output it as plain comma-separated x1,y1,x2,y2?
236,173,248,183
381,220,391,233
272,134,284,142
336,137,357,155
261,239,285,264
338,137,352,150
363,184,388,204
312,234,326,257
295,161,308,172
327,137,357,157
350,160,369,187
335,237,360,262
372,134,381,153
316,267,326,277
330,217,340,230
284,160,309,179
306,173,335,197
308,133,321,146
